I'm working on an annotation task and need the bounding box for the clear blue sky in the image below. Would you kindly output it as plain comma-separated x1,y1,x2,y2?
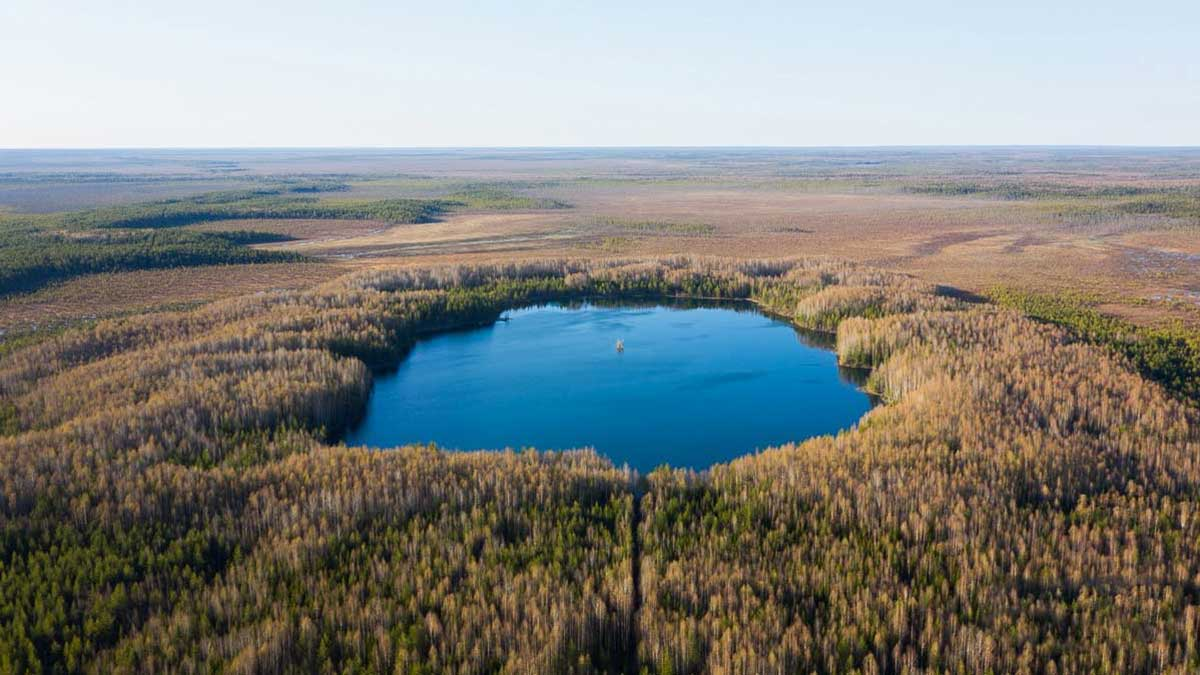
3,0,1197,147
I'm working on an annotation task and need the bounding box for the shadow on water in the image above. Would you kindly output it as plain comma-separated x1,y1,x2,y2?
789,324,878,399
545,296,764,313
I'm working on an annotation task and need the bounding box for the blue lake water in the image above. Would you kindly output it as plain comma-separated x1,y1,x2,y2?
344,302,875,471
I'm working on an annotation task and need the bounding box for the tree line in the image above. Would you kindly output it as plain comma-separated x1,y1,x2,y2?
0,228,303,296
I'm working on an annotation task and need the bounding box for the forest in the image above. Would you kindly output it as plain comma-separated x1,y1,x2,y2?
988,288,1200,403
1,256,1197,673
62,188,446,230
0,227,303,296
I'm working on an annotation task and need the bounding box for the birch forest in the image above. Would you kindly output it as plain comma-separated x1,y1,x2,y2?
1,257,1197,674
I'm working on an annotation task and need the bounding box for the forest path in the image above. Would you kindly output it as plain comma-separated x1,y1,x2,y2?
627,483,644,674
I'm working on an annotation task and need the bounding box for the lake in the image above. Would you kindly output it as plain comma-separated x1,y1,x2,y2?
344,302,876,471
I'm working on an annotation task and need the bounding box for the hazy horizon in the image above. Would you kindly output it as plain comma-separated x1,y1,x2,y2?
4,144,1200,151
5,0,1198,148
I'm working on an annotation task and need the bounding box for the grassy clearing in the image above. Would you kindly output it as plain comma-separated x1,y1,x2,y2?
575,236,637,252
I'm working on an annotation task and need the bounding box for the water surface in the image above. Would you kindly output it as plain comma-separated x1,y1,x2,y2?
345,302,874,471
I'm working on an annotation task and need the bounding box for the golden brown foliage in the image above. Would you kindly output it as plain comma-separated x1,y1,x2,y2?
1,256,1195,673
640,298,1199,674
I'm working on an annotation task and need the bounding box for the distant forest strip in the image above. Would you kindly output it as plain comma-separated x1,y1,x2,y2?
590,216,717,236
441,186,571,211
2,257,1199,672
989,287,1200,403
904,181,1200,226
61,183,567,231
0,228,304,297
902,181,1200,200
63,189,448,231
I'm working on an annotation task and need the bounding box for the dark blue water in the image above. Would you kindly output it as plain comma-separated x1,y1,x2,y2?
345,302,875,471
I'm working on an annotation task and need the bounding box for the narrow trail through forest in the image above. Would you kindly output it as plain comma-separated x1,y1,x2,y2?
626,482,644,674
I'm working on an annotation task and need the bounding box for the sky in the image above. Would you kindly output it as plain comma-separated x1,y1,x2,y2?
2,0,1198,148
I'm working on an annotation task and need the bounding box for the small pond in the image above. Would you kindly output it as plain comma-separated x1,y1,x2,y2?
344,302,876,471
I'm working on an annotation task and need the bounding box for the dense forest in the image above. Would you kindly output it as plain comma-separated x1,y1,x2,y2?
1,257,1197,673
0,227,303,296
62,187,446,231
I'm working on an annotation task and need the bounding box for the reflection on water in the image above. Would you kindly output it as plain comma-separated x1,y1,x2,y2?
345,302,878,471
789,324,875,392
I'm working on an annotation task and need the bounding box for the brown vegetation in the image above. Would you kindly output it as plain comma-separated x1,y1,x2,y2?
6,149,1198,336
641,304,1199,672
2,256,1197,672
0,262,347,332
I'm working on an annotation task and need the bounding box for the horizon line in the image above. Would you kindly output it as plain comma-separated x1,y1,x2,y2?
3,144,1200,152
